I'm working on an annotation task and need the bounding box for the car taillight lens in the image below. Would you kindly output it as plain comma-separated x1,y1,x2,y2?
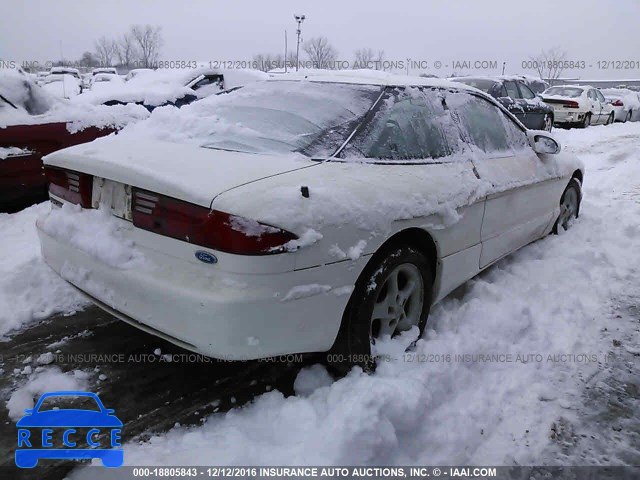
132,189,298,255
611,100,623,107
563,101,579,108
45,166,93,208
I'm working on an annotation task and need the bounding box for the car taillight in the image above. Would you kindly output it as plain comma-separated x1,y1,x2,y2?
611,99,624,107
131,189,298,255
45,166,93,208
562,101,579,108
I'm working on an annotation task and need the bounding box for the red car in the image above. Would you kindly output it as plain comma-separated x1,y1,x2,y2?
0,71,115,212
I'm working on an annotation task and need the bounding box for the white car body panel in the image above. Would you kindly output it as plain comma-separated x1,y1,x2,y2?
542,85,613,125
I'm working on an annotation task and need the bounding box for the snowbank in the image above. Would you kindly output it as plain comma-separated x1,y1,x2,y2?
0,203,88,338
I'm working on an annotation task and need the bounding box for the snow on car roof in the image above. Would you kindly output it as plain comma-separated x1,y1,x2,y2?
269,69,478,91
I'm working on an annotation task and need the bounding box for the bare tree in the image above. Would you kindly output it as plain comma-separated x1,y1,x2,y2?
131,24,163,68
117,32,137,67
303,36,337,69
529,47,567,85
94,36,118,67
354,48,386,70
79,51,99,68
252,53,285,72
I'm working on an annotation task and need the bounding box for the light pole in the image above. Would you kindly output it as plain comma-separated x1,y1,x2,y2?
502,62,506,75
294,14,305,71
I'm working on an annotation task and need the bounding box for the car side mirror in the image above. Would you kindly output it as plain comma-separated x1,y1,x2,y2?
527,131,561,155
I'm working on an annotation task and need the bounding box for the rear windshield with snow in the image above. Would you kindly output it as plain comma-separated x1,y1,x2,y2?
544,87,583,98
200,81,382,156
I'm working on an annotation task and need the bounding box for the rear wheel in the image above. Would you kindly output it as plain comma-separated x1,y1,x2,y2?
624,110,632,123
328,245,433,374
553,178,581,233
581,113,591,128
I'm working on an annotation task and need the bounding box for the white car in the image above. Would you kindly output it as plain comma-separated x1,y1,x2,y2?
89,73,124,92
124,68,153,81
540,85,615,128
37,72,584,371
541,85,614,127
41,74,82,99
91,67,118,76
601,88,640,123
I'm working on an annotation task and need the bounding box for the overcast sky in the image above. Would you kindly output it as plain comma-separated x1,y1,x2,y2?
2,0,640,79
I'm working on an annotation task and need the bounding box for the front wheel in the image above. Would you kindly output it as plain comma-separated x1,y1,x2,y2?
624,111,632,123
329,245,433,373
606,112,615,125
553,178,581,234
543,114,553,132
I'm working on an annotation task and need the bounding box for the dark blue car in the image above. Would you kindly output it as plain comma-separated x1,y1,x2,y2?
16,391,123,468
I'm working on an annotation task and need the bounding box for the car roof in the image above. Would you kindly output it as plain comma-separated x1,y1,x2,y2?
268,69,479,91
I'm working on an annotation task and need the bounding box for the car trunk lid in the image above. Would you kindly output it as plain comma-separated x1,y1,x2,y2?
43,137,318,208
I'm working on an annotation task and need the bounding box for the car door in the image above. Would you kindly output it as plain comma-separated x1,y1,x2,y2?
595,89,612,122
446,91,564,268
503,80,528,126
587,89,602,123
516,81,544,129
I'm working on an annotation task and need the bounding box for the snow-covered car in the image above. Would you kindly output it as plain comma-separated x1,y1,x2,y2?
0,68,148,211
89,73,124,92
91,67,118,76
37,72,584,371
49,67,82,81
451,76,555,130
124,68,153,81
41,74,82,99
600,88,640,123
540,85,614,127
74,67,269,110
517,75,550,95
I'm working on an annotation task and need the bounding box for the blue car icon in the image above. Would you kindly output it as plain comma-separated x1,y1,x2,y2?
16,391,123,468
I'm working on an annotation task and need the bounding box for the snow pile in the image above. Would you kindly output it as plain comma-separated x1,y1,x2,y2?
6,366,90,421
0,203,88,338
0,146,29,160
37,203,149,270
69,122,640,469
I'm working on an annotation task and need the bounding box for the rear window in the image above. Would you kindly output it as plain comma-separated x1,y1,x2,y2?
450,78,497,94
544,87,583,98
200,81,382,156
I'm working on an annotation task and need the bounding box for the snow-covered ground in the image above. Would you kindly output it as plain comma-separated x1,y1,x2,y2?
1,122,639,471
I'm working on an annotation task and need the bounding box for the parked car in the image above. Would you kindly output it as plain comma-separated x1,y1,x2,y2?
0,69,117,211
540,85,614,127
37,72,584,371
517,75,550,95
74,66,269,110
89,73,124,92
91,67,118,76
41,74,82,99
124,68,153,81
450,76,555,131
600,88,640,122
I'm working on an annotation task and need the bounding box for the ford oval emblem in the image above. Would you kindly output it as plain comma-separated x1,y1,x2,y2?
195,250,218,264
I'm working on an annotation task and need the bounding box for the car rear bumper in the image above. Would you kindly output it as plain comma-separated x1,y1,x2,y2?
37,210,362,360
552,108,587,124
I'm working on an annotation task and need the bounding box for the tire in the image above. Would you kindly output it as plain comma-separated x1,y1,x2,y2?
553,178,581,234
328,244,433,374
606,112,614,125
581,113,591,128
543,114,553,132
624,111,632,123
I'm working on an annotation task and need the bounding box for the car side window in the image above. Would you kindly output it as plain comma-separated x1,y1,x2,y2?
518,83,536,100
191,75,223,91
587,90,596,100
446,92,513,154
498,84,509,98
342,87,459,160
595,90,606,103
504,81,520,99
